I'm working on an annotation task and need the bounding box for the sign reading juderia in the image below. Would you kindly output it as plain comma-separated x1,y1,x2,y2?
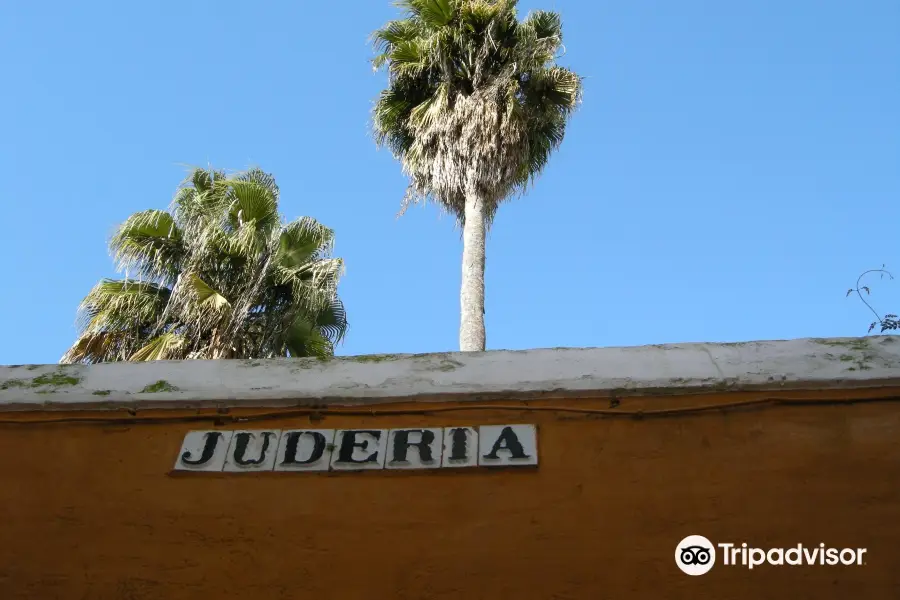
174,425,537,473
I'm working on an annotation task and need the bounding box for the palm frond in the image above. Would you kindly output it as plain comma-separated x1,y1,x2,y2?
400,0,454,27
523,10,562,41
314,298,349,344
110,209,185,285
129,332,188,361
277,217,335,268
284,320,333,358
188,167,225,193
372,19,425,54
172,170,231,237
373,88,418,153
61,330,132,364
236,167,280,198
275,256,344,312
77,279,171,333
282,302,347,358
519,10,562,59
219,179,279,231
523,66,582,110
185,273,231,311
409,81,449,129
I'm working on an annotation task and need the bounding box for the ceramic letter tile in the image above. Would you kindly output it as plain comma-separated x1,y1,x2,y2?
385,428,444,469
223,430,280,472
275,430,335,472
174,430,234,472
330,429,388,471
478,424,538,467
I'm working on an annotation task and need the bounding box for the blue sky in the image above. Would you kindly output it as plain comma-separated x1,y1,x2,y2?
1,0,898,365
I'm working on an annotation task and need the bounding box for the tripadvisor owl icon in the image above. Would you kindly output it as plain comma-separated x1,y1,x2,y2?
676,535,716,576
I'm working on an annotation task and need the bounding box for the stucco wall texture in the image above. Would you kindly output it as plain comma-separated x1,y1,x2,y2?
1,391,898,599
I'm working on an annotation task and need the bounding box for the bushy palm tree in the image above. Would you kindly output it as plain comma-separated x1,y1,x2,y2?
61,167,347,363
372,0,582,351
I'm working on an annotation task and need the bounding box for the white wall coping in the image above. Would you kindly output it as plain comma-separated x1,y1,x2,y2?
1,337,899,411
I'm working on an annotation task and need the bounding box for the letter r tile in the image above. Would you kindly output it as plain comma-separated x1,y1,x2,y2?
385,428,444,469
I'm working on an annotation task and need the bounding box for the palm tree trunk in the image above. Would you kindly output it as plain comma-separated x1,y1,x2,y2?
460,192,487,352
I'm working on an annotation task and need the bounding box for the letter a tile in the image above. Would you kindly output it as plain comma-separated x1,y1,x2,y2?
478,424,538,467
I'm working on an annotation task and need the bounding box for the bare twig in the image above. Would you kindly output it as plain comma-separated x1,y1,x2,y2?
848,266,898,333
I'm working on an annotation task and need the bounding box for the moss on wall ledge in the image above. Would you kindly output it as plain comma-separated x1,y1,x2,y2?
140,381,179,394
0,368,82,392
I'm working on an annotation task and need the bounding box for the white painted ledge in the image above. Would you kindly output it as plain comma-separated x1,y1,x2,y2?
1,337,899,411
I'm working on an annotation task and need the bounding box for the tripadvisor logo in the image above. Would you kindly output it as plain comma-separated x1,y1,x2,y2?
675,535,867,575
676,535,716,576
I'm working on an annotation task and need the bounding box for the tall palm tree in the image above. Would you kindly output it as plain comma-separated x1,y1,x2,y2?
372,0,582,351
61,167,347,364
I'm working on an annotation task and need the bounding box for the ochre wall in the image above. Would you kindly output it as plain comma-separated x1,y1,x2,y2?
1,390,899,599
